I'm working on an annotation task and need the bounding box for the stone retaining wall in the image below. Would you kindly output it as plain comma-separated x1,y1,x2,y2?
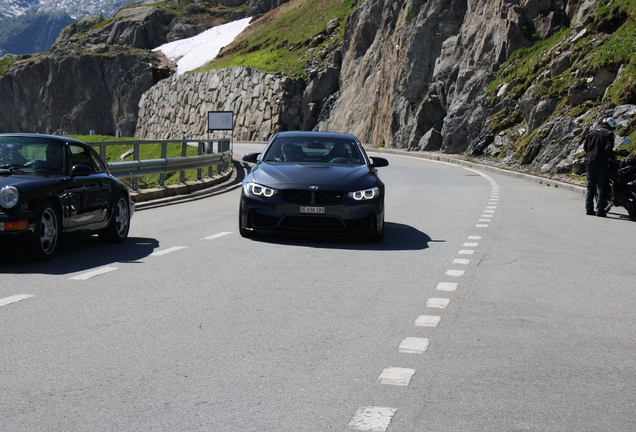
135,66,304,141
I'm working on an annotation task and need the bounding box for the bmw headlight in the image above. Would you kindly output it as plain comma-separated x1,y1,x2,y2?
0,186,19,208
244,182,278,198
348,186,380,201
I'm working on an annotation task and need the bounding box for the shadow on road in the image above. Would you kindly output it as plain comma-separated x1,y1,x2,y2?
0,236,159,275
248,222,432,251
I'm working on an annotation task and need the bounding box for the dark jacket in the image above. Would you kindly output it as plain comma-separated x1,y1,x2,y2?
584,125,615,165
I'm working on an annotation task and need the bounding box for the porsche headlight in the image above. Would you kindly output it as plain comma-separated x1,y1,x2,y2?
0,186,19,209
244,182,278,198
348,186,380,201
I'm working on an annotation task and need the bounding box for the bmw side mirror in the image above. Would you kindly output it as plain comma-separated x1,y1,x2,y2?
370,157,389,168
242,152,260,164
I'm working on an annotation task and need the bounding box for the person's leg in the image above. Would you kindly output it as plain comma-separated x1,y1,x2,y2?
585,165,597,215
596,167,610,216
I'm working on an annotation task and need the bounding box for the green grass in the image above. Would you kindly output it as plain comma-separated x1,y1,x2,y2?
201,0,358,77
71,134,221,189
0,57,17,75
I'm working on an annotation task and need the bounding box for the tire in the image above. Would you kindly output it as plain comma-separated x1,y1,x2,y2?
99,194,131,243
29,202,60,261
366,214,384,242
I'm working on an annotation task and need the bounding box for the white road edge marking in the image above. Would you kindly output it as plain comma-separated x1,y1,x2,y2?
150,246,187,256
204,231,233,240
0,294,34,307
415,315,441,327
348,406,396,432
399,337,430,354
379,367,416,386
70,266,119,280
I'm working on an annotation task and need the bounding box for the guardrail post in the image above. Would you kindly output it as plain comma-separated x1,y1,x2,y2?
159,142,167,187
197,142,204,181
180,137,187,184
132,142,140,192
207,140,214,178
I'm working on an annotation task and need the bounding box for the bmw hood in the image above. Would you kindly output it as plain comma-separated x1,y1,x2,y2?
250,162,378,190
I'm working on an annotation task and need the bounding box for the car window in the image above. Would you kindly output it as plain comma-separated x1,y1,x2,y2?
262,137,365,164
0,137,66,173
89,148,107,173
69,144,94,171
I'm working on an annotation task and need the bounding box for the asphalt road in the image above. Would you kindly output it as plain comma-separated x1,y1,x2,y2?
2,144,636,431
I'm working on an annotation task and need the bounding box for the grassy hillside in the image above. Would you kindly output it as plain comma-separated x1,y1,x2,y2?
199,0,358,77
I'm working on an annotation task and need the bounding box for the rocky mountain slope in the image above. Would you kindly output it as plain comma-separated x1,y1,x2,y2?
1,0,635,181
0,0,139,55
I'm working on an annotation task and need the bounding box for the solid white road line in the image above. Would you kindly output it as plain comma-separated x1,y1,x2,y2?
379,367,416,386
348,406,396,432
70,266,118,280
203,231,233,240
150,246,187,256
0,294,34,308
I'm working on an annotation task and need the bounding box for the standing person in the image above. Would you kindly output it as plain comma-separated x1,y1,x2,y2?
584,117,617,217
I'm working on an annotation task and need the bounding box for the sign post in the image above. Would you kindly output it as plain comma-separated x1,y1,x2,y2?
208,111,233,171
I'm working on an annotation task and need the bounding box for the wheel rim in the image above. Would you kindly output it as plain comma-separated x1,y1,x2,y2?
39,207,58,255
114,198,129,237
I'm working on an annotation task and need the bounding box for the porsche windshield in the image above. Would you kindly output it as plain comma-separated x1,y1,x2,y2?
0,137,66,173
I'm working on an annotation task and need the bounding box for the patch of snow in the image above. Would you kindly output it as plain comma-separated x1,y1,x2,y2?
154,17,252,75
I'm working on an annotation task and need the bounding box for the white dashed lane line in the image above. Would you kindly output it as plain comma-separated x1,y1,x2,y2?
415,315,441,327
426,297,451,309
203,231,233,240
347,169,498,431
0,294,34,308
348,407,396,432
436,282,458,292
398,337,430,354
150,246,188,256
70,266,119,280
378,367,416,386
67,232,234,281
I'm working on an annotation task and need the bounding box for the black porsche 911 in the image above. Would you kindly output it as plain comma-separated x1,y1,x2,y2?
0,133,134,260
239,131,389,240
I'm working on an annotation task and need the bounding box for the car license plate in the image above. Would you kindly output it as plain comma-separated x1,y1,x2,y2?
300,206,325,214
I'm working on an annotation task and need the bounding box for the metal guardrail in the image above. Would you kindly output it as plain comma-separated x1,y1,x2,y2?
88,138,232,192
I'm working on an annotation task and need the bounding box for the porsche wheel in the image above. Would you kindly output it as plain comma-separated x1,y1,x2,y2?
29,201,60,261
99,194,130,243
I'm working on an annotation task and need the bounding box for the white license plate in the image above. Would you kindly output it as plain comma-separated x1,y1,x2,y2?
300,206,325,214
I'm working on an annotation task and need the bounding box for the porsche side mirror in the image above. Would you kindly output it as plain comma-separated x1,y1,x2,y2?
71,164,93,177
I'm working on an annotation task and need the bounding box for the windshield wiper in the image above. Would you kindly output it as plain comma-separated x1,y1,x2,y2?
0,163,26,173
